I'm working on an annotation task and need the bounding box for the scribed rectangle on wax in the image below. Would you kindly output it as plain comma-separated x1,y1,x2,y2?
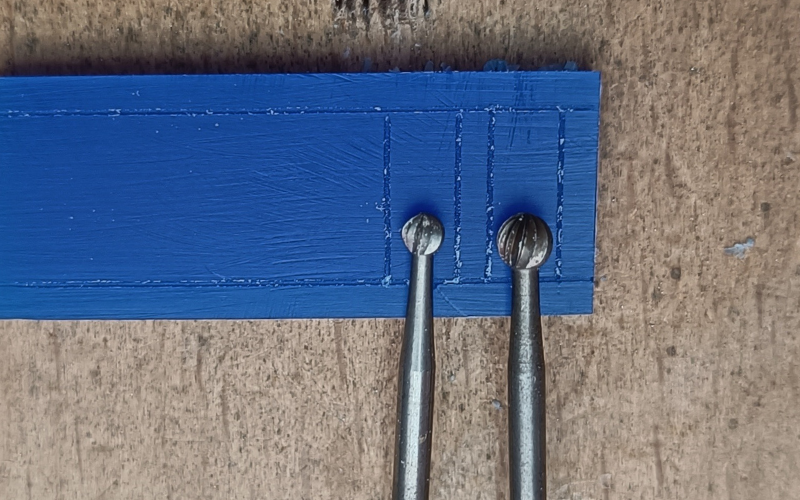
0,72,600,319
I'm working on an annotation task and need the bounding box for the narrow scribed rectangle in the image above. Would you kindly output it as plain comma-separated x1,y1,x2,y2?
561,110,600,282
487,111,561,281
388,112,458,285
456,111,494,282
0,114,387,284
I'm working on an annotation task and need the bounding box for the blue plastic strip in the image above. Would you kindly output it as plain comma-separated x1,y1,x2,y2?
0,72,600,319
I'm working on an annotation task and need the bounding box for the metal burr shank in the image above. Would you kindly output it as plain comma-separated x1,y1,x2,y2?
391,213,444,500
497,213,554,500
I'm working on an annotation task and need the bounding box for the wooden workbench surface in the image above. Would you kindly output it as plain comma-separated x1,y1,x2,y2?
1,1,799,498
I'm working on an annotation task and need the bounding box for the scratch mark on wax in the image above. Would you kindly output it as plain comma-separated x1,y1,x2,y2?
436,286,467,316
484,110,496,281
2,106,595,119
555,111,566,280
453,112,463,282
382,115,392,286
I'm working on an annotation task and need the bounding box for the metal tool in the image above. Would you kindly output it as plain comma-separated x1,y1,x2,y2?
497,213,553,500
391,213,444,500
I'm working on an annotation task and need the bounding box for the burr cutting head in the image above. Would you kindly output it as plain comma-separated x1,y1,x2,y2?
402,213,444,256
497,213,553,270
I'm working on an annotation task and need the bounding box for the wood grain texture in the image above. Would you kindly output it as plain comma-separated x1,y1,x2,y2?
0,72,599,319
1,0,800,499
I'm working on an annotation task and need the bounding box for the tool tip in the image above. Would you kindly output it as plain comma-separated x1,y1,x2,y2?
497,213,553,270
402,213,444,256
